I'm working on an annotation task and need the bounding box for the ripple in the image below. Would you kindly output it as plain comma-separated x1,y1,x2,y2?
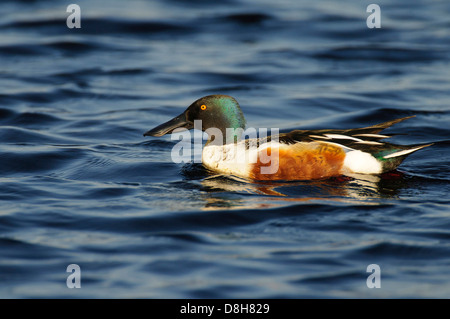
313,45,443,62
0,147,85,175
347,241,449,260
220,12,273,25
0,127,79,144
7,111,65,127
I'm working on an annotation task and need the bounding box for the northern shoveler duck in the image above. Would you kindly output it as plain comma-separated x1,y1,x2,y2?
144,95,432,181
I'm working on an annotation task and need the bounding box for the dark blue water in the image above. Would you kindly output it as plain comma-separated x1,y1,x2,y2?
1,0,449,298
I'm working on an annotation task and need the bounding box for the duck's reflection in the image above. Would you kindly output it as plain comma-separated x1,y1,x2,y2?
182,164,409,210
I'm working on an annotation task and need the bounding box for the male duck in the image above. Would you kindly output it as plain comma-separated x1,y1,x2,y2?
144,95,432,181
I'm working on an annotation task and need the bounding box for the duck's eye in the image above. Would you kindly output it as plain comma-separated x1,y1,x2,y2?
200,104,207,111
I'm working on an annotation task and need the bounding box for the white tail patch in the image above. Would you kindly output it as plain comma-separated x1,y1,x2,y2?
383,146,425,159
344,150,382,174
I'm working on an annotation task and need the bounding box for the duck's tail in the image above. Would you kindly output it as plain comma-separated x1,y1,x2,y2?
373,142,434,172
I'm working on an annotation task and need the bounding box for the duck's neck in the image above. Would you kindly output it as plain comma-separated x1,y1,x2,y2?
206,126,245,146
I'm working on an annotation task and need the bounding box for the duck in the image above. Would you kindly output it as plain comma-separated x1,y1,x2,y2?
144,94,432,181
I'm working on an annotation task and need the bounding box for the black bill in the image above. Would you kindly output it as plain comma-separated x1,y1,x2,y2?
143,112,193,137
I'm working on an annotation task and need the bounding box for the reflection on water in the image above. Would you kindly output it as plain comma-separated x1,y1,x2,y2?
191,167,410,211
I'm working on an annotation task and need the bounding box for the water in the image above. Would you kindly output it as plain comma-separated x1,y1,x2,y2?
0,0,449,298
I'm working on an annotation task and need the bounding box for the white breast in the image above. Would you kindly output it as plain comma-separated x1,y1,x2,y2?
201,140,281,177
202,142,253,177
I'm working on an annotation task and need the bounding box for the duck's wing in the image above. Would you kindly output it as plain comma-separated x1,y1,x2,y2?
276,116,433,172
278,116,416,146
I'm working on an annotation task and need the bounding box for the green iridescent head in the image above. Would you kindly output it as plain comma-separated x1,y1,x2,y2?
144,95,246,144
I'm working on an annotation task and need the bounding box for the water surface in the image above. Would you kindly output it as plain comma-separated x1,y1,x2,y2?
0,0,449,298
